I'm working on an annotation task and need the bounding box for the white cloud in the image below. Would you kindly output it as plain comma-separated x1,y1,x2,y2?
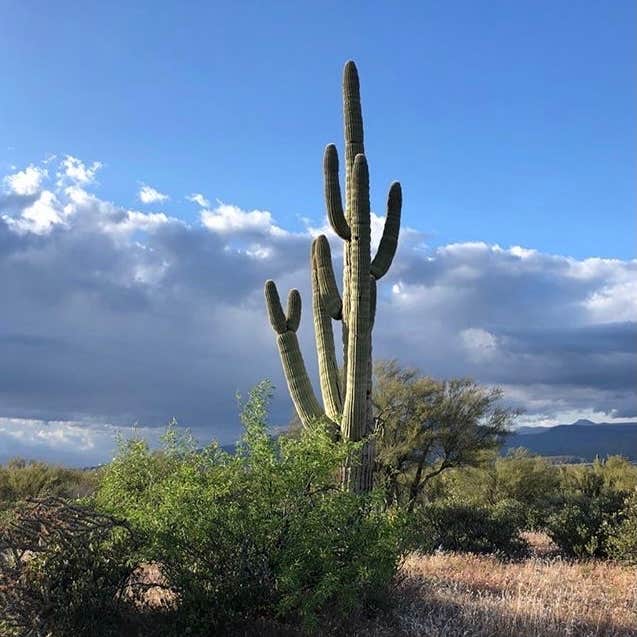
100,209,172,240
460,327,499,361
57,155,102,186
583,277,637,323
139,184,169,204
187,193,210,208
201,202,289,237
3,190,64,234
0,417,166,466
508,246,537,259
122,210,171,232
3,164,48,195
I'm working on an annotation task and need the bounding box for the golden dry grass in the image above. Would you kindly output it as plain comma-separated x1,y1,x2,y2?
361,534,637,637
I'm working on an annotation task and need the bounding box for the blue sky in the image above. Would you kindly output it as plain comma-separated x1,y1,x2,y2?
0,1,635,464
2,1,634,258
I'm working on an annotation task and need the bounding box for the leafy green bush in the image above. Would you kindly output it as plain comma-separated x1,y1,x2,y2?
412,499,528,557
591,455,637,492
608,490,637,564
494,449,562,528
96,381,406,633
430,449,563,529
545,472,626,558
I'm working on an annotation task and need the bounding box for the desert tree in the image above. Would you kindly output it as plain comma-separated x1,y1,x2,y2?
373,360,515,511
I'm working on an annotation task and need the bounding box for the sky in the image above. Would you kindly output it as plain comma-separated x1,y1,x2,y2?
0,1,635,465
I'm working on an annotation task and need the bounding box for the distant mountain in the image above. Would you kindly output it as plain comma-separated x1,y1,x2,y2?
570,419,597,426
513,426,552,436
513,419,599,436
504,421,637,462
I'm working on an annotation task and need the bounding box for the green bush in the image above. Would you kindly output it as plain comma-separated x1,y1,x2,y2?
591,455,637,492
95,381,406,633
545,473,626,558
608,490,637,564
430,449,562,529
494,450,562,528
412,499,528,557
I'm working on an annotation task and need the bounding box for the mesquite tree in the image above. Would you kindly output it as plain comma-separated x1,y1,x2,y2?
264,61,402,492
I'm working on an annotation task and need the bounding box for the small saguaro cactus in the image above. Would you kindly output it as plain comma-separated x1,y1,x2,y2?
265,61,402,492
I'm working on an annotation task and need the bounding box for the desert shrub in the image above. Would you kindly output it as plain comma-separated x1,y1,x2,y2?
411,499,528,557
608,490,637,564
591,455,637,492
494,449,561,527
545,472,626,558
0,496,142,637
431,449,562,529
96,381,406,633
0,459,99,515
557,456,637,500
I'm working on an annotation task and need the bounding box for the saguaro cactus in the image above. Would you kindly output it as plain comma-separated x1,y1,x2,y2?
265,61,402,492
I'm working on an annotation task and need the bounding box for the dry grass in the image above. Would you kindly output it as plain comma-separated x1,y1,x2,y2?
128,563,174,606
360,533,637,637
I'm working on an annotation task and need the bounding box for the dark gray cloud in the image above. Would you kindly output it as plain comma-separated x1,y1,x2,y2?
0,157,635,464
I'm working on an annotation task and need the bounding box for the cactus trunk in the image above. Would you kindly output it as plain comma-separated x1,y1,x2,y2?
264,61,402,492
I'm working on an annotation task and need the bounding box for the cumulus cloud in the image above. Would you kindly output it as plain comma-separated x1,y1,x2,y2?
139,184,169,204
3,190,65,235
201,202,289,237
379,242,637,426
187,193,210,208
3,164,48,196
0,155,635,464
0,417,167,467
56,155,102,186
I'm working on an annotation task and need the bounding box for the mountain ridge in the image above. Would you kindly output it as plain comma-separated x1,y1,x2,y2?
505,420,637,461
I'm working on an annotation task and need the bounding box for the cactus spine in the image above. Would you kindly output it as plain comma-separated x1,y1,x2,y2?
264,61,402,492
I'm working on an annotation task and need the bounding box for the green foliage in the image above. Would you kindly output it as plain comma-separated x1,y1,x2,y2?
373,360,515,510
436,448,562,528
590,455,637,492
545,470,627,558
495,450,562,527
410,499,528,558
96,381,405,633
608,490,637,564
0,459,99,515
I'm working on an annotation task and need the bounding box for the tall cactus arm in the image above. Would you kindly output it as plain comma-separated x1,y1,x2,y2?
264,280,324,427
342,154,372,442
314,235,342,320
343,60,364,218
265,279,288,334
341,60,365,405
277,332,324,426
311,242,343,423
371,181,402,280
286,289,302,331
324,145,350,240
